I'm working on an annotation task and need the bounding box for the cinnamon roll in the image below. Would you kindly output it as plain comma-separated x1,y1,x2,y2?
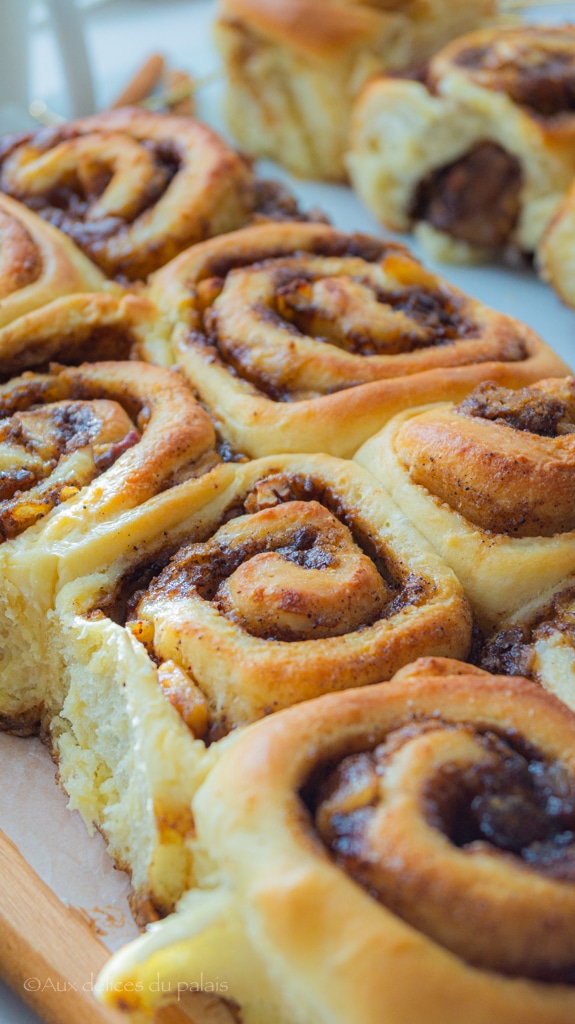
149,222,566,458
215,0,497,180
0,359,216,736
0,192,110,329
51,454,471,912
356,377,575,633
97,657,575,1024
0,109,255,280
348,25,575,262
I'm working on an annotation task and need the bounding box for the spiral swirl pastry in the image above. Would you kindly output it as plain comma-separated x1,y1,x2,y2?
0,359,215,737
118,453,471,730
356,376,575,632
348,25,575,262
0,360,215,543
0,109,256,280
148,222,564,458
50,454,470,910
0,192,111,330
97,657,575,1023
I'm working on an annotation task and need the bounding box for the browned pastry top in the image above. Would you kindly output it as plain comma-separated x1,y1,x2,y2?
218,0,395,56
395,378,575,537
307,661,575,984
0,108,255,280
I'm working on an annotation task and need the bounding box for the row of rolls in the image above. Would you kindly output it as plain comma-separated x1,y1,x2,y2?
214,0,575,306
1,106,575,1022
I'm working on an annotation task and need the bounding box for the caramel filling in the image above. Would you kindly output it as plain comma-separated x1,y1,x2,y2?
311,724,575,981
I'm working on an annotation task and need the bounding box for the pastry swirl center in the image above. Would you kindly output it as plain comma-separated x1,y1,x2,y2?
312,723,575,982
141,499,393,642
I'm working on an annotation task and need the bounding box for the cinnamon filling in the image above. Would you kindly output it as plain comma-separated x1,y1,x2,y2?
0,397,139,540
0,325,138,381
310,724,575,982
129,481,401,643
251,179,329,225
455,43,575,117
481,587,575,678
0,127,180,253
274,275,473,355
196,233,392,282
424,732,575,875
457,381,575,436
193,243,482,402
412,142,522,249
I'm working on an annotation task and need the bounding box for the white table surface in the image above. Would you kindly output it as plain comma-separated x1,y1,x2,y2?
4,2,575,1023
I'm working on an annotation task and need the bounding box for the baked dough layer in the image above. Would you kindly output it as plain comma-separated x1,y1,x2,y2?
215,0,497,180
150,222,567,458
348,25,575,261
50,453,471,910
97,657,575,1023
355,377,575,632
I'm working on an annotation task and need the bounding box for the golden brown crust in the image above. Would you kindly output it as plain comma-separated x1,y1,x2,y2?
149,222,567,458
356,378,575,632
0,193,110,329
219,0,389,57
0,109,256,280
0,359,215,540
395,378,575,537
97,657,575,1022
